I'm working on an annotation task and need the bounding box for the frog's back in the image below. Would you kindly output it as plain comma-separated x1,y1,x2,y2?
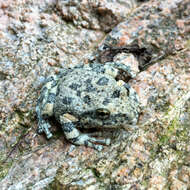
54,67,118,117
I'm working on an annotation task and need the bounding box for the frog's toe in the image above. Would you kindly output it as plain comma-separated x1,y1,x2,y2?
86,136,111,150
90,138,111,146
105,138,111,145
69,134,110,151
37,127,43,133
94,144,103,151
37,121,53,139
85,140,103,151
46,132,53,139
86,132,111,146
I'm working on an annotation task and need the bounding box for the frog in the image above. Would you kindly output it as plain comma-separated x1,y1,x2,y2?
36,61,140,151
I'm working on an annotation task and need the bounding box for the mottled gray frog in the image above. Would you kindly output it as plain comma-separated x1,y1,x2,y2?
36,62,140,151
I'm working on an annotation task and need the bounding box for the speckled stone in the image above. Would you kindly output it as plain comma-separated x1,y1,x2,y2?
98,0,190,70
56,0,138,32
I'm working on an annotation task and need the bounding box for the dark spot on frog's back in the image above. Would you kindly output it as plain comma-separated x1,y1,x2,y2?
85,85,96,92
62,96,73,105
69,83,81,90
83,95,91,104
85,78,92,84
111,90,120,98
96,77,109,86
85,78,96,92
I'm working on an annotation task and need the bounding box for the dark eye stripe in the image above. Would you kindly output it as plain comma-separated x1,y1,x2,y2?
96,77,109,86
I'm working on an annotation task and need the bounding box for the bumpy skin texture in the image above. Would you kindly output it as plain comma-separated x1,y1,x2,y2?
36,62,140,151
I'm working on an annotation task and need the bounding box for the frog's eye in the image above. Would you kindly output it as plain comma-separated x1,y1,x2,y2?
96,108,110,119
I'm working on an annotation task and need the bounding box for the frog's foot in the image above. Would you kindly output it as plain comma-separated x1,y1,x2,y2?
62,123,110,151
37,120,53,139
71,134,111,151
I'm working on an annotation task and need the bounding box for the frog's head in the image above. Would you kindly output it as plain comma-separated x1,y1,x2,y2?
80,105,139,129
78,84,140,128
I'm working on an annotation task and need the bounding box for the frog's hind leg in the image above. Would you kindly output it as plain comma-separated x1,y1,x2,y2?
60,115,110,151
36,75,59,139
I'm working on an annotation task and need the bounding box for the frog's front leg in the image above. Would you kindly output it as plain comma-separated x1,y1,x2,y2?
60,114,110,151
36,75,59,139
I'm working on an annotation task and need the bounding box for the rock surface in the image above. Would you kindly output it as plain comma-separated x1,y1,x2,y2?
0,0,190,189
56,0,138,32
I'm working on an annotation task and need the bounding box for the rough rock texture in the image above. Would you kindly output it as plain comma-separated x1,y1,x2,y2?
0,0,190,189
56,0,138,32
98,0,190,70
